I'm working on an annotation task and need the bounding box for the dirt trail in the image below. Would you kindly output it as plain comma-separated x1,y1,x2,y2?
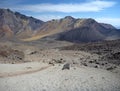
0,66,51,78
0,63,51,78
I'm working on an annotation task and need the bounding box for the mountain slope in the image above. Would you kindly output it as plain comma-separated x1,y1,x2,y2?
0,9,120,42
35,17,120,42
56,27,105,42
100,23,116,30
0,8,44,39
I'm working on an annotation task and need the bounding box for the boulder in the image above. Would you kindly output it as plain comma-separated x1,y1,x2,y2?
62,63,70,70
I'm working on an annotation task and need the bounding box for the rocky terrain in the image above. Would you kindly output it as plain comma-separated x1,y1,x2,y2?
0,39,120,73
0,8,120,91
0,62,120,91
0,36,120,91
59,39,120,73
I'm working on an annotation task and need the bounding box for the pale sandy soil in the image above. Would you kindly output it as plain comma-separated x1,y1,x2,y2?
0,62,120,91
0,40,120,91
0,62,50,78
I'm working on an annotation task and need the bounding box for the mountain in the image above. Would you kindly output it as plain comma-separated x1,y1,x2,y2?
34,16,120,42
53,18,120,42
0,8,44,39
0,8,120,42
100,23,116,30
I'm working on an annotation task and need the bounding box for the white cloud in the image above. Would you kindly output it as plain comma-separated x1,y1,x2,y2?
96,17,120,28
12,0,116,13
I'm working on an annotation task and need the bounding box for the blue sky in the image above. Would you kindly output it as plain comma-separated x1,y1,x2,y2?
0,0,120,28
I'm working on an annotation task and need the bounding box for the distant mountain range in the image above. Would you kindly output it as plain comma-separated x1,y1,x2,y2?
0,8,120,42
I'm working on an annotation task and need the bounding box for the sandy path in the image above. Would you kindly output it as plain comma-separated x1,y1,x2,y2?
0,62,51,78
0,63,120,91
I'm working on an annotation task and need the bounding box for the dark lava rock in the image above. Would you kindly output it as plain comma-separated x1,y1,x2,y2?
106,67,114,70
62,63,70,70
112,52,120,60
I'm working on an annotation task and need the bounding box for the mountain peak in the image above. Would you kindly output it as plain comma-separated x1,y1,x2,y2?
84,18,96,23
0,8,13,16
0,8,44,39
0,8,11,12
0,8,119,42
64,16,75,20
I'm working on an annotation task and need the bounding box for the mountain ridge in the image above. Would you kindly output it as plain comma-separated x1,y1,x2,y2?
0,8,44,39
0,8,120,42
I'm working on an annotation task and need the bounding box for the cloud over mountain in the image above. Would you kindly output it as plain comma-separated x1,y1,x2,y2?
11,1,116,13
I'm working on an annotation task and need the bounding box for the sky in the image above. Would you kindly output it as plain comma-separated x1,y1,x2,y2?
0,0,120,28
